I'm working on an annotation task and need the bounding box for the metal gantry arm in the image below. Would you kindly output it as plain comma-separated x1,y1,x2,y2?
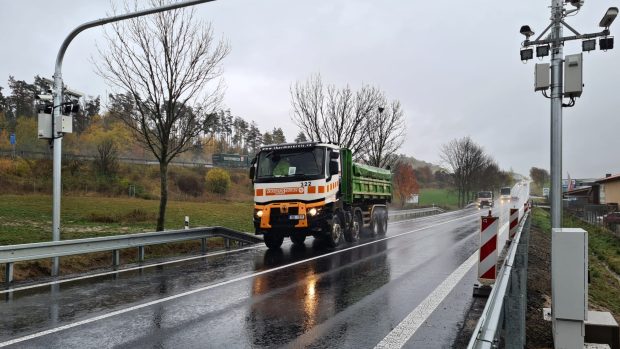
524,28,609,47
50,0,217,276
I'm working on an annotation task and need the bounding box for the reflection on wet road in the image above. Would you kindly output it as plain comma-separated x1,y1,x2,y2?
0,185,529,348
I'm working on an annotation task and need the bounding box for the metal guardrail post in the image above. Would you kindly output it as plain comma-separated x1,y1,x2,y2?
4,263,13,286
224,238,230,249
112,250,120,267
138,246,145,263
201,238,207,254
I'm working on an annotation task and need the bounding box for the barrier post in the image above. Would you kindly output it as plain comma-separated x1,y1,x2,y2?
509,208,520,241
474,211,499,297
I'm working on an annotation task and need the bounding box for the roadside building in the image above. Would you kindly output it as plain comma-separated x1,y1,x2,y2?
563,174,620,212
597,173,620,208
564,186,600,206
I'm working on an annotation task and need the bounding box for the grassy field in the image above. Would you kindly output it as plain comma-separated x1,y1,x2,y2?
0,194,254,245
417,188,459,209
532,208,620,320
0,194,255,282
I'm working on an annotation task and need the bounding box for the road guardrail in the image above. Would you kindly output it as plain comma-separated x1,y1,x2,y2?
1,226,262,287
389,207,445,218
467,210,531,349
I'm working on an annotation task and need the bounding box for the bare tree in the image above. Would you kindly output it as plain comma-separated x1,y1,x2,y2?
94,138,119,177
366,100,405,168
440,137,491,207
290,74,386,158
97,0,230,231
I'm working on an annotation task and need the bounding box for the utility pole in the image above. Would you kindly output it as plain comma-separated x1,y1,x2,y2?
550,0,564,230
49,0,217,276
520,2,617,347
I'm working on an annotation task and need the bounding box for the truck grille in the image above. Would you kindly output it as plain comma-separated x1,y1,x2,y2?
270,207,299,227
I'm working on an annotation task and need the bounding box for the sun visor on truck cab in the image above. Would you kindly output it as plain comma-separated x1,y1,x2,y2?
352,163,392,181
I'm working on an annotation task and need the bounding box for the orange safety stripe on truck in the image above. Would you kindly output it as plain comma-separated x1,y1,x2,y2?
255,189,264,196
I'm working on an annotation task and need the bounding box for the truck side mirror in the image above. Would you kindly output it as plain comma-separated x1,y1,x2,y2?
249,166,255,180
329,161,339,176
330,151,339,160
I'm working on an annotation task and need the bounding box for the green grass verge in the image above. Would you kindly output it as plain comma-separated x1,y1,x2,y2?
532,207,620,317
0,194,254,245
418,188,459,209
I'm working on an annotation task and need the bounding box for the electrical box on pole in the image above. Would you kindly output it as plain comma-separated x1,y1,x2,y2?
38,113,53,139
38,111,72,138
564,53,583,97
535,63,551,91
552,227,588,348
61,115,73,133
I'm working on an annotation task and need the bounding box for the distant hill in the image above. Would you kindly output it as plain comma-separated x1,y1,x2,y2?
396,154,444,173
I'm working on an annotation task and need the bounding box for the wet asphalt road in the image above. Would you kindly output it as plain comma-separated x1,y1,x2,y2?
0,187,528,348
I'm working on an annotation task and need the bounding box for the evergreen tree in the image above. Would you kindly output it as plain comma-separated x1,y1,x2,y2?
271,127,286,144
263,131,273,146
294,131,308,143
7,76,36,119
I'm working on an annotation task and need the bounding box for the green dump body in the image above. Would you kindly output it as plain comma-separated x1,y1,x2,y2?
340,148,392,205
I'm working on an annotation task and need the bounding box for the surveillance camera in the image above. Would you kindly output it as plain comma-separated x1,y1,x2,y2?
520,25,535,38
599,7,618,28
36,94,53,102
567,0,584,9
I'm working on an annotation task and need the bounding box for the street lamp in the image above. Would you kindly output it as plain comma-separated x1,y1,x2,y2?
599,7,618,28
48,0,217,276
600,37,614,50
520,48,534,61
582,39,596,52
536,45,550,57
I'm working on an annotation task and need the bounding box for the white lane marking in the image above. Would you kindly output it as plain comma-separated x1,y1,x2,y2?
0,212,481,348
389,209,472,226
374,252,478,349
2,209,471,294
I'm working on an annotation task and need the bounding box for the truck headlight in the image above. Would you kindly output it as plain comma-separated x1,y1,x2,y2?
255,209,263,218
308,208,318,216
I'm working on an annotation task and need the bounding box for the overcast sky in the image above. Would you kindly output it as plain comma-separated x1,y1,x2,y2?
1,0,619,178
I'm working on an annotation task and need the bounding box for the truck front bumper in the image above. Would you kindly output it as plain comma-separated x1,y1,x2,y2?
253,201,327,234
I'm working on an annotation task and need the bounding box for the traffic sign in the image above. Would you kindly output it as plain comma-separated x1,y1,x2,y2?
9,133,16,145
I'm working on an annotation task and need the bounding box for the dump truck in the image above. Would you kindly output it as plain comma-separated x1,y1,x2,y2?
476,190,494,208
249,142,392,249
499,187,511,202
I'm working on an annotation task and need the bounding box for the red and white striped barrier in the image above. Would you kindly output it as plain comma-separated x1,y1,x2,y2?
509,208,519,241
478,213,499,282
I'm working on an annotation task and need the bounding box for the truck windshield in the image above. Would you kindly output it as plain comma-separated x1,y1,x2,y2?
500,188,511,195
257,147,325,180
478,191,492,198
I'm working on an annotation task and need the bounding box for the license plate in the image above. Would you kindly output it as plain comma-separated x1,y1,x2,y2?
289,215,305,220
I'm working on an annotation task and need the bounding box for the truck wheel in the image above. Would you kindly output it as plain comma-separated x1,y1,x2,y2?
290,234,306,246
324,214,343,248
369,211,380,238
378,209,388,236
345,212,362,243
264,233,284,249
